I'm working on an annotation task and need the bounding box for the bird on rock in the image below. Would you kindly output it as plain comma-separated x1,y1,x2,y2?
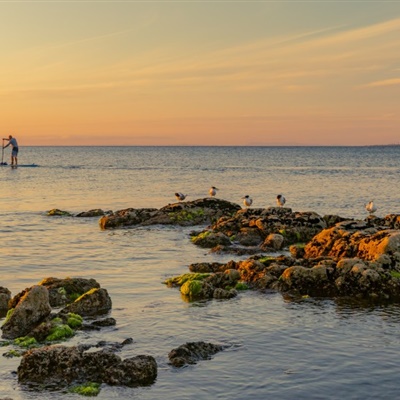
209,186,219,197
175,192,188,201
276,194,286,207
365,200,377,215
241,195,253,208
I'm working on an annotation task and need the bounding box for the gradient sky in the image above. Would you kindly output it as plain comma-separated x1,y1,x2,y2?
1,1,399,146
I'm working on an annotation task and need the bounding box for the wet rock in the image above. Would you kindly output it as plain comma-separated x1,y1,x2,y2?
60,288,112,317
289,244,306,259
237,260,266,283
18,345,157,388
90,317,117,327
168,341,224,367
191,231,232,248
323,215,351,228
38,277,101,307
263,233,285,250
213,288,237,299
47,209,73,216
188,262,229,273
99,198,241,230
0,287,11,316
235,228,263,246
305,225,400,267
75,209,108,217
1,286,51,340
206,208,327,254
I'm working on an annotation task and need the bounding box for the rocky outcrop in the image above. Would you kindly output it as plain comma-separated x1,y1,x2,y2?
304,221,400,268
168,341,224,367
1,286,51,339
18,345,157,388
99,198,241,229
192,207,327,254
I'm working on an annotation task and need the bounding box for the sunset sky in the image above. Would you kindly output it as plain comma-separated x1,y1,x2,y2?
1,1,399,146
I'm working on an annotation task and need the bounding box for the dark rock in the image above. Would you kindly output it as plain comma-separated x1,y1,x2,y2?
38,277,101,307
60,288,112,317
168,341,224,367
18,345,157,388
0,287,11,315
90,317,117,327
99,198,241,230
1,286,51,340
75,209,107,217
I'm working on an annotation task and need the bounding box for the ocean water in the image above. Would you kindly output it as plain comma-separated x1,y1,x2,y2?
1,146,400,399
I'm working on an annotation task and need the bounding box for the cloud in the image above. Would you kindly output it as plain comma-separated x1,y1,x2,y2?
361,78,400,88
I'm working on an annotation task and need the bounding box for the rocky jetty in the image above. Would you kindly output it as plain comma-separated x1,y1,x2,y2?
99,198,241,229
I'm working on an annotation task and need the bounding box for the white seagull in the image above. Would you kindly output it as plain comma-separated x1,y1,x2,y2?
365,200,377,215
276,194,286,207
175,192,188,201
241,195,253,208
209,186,219,197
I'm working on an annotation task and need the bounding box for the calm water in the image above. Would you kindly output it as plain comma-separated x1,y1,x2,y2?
1,146,400,399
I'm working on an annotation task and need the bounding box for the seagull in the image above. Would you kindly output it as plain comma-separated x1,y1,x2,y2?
175,192,188,201
365,200,377,215
209,186,219,197
276,194,286,207
241,195,253,208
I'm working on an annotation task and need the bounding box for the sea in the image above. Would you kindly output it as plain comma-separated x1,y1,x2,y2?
1,146,400,400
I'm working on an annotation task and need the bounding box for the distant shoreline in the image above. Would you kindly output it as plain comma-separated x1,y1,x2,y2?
21,144,400,148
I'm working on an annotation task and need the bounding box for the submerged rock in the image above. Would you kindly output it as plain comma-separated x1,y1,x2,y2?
168,341,224,367
75,209,108,217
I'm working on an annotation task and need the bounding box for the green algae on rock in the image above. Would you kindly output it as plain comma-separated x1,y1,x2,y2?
69,382,101,397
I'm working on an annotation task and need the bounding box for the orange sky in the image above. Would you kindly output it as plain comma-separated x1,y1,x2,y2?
1,2,399,146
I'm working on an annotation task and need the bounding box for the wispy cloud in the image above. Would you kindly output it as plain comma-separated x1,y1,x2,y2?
361,78,400,88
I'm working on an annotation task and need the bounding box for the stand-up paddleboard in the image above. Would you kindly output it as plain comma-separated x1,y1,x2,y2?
0,163,38,167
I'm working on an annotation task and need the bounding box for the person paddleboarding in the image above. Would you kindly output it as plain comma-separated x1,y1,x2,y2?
2,135,18,166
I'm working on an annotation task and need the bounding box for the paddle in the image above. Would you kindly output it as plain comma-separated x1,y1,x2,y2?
0,139,6,165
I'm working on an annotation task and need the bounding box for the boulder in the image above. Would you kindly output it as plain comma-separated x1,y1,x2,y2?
38,277,101,307
1,285,51,339
60,288,112,317
191,231,232,248
18,345,157,388
0,286,11,314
